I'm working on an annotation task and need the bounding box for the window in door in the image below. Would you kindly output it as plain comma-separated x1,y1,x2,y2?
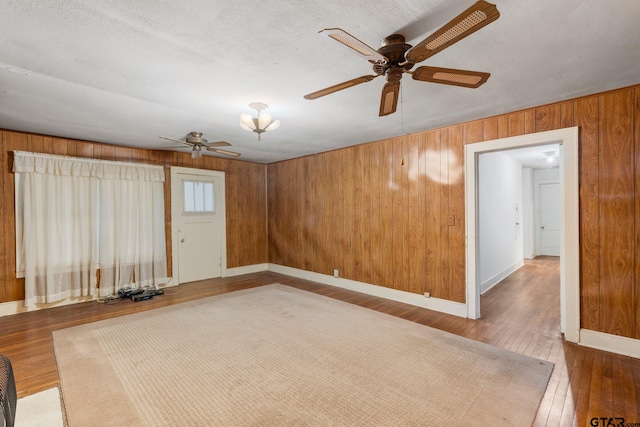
183,180,215,214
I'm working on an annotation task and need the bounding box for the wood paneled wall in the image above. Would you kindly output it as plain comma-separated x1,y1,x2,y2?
0,131,268,303
2,84,640,340
267,84,640,340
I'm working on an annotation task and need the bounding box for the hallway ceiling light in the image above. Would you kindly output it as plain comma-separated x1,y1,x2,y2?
240,102,280,141
544,151,557,163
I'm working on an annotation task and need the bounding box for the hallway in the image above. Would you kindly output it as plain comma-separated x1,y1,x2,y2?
481,256,561,339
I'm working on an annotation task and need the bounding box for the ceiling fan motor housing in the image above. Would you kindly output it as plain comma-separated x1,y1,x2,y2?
372,35,413,76
186,131,208,145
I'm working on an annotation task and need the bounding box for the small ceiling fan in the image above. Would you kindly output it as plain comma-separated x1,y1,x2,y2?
159,132,241,158
304,0,500,116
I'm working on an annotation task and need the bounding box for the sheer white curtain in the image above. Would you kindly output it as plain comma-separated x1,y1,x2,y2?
14,153,99,306
13,151,168,306
98,164,168,296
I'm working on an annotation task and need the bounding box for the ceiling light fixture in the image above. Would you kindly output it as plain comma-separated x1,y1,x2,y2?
544,151,556,163
240,102,280,141
191,145,202,159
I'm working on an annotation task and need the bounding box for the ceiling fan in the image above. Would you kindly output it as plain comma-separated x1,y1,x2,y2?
304,0,500,116
159,132,241,158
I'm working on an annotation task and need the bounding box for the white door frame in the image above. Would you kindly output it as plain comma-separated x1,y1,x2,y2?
170,166,227,285
464,127,580,343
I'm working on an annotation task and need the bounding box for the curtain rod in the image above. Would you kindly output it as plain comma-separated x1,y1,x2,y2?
13,150,164,171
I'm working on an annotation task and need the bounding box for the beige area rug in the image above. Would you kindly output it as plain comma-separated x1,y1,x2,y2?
53,284,553,426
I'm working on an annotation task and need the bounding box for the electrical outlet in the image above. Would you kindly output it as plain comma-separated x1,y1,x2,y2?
333,269,339,278
424,292,431,298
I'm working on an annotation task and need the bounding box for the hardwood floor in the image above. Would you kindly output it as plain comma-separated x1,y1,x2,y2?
1,257,639,426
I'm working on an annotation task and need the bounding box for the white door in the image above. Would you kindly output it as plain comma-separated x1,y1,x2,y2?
171,167,226,284
538,182,561,256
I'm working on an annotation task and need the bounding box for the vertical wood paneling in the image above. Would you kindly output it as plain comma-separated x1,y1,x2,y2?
560,101,574,128
226,161,241,267
448,126,465,303
295,158,306,269
258,163,268,264
357,145,372,284
42,136,55,154
352,145,365,282
415,134,427,293
27,135,44,152
267,162,281,265
97,144,116,161
2,132,28,301
497,115,509,139
407,134,421,294
75,141,94,158
241,162,254,268
635,88,640,340
507,112,526,137
439,130,450,300
399,138,410,292
0,132,7,302
317,153,332,275
380,139,394,288
482,117,498,142
316,151,332,273
464,120,484,144
598,89,635,337
283,160,295,267
52,138,68,156
302,156,314,272
524,110,535,134
391,138,404,290
341,148,355,279
424,130,442,297
576,96,601,330
535,104,562,132
281,163,294,269
369,143,382,286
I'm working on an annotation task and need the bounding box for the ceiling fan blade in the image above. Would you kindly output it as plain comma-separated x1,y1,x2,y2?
206,140,232,147
319,28,388,64
405,0,500,64
379,81,400,117
304,75,378,100
208,147,241,157
159,136,191,146
412,66,490,88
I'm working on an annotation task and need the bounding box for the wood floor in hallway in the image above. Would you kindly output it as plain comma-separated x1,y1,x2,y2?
1,256,639,426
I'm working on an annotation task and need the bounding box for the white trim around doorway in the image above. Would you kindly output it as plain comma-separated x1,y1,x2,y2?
464,127,580,343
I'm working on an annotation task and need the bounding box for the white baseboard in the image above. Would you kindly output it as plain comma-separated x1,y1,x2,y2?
0,278,178,318
480,260,524,294
225,263,269,277
268,263,467,318
0,296,95,318
580,329,640,359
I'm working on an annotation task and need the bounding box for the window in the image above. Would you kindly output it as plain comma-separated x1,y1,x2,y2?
183,180,215,214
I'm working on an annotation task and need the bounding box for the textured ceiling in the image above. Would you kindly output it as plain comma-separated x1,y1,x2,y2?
1,0,639,163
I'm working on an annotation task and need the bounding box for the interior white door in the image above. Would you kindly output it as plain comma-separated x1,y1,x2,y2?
538,182,561,256
177,175,222,283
